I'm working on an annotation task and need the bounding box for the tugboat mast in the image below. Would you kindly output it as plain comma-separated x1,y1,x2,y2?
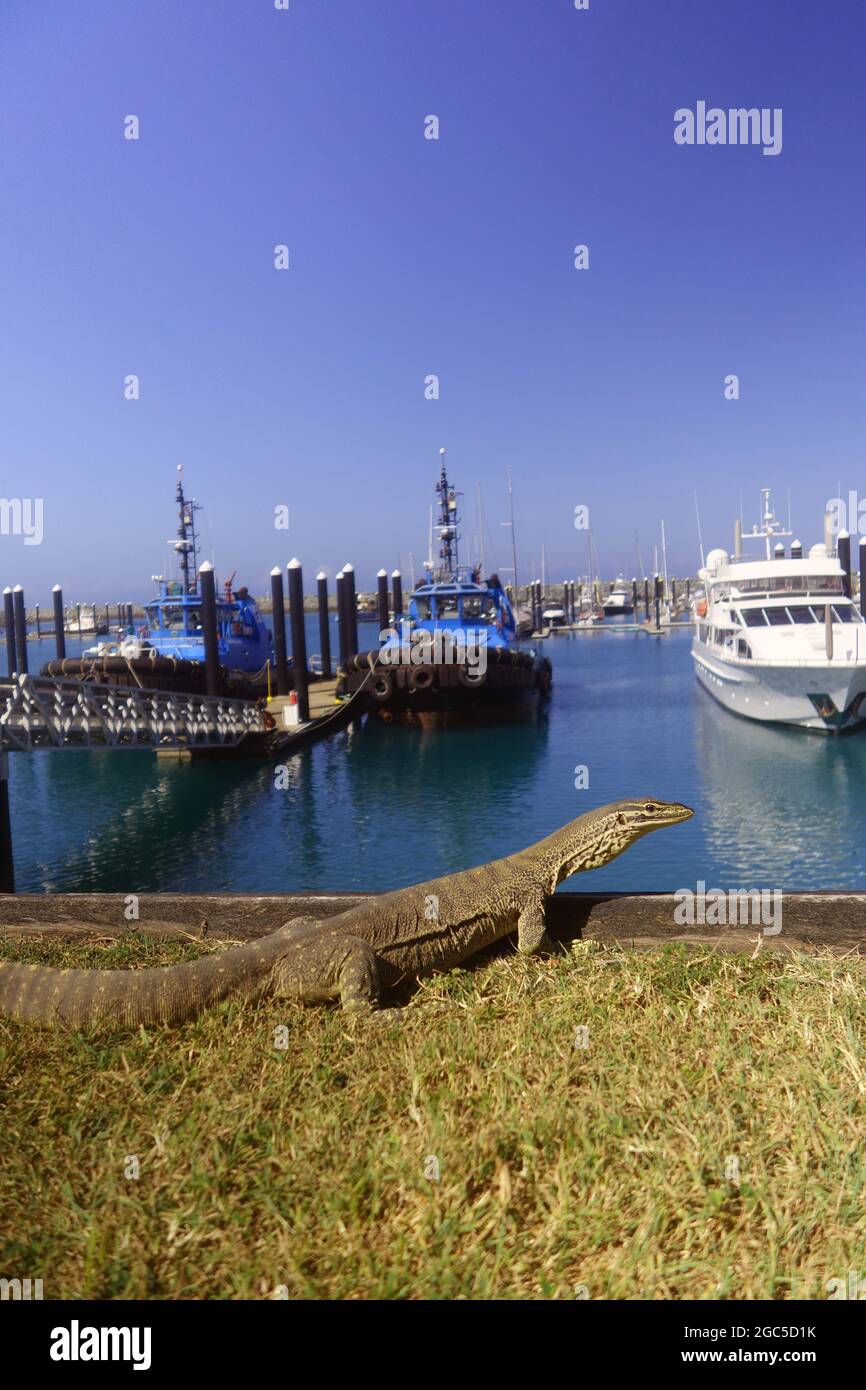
173,465,201,595
434,447,461,580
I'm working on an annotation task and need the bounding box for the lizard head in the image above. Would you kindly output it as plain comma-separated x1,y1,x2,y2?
553,797,694,883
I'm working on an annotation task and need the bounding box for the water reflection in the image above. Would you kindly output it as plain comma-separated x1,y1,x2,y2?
694,684,866,888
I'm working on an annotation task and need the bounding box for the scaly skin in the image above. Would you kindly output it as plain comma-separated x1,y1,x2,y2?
0,798,692,1028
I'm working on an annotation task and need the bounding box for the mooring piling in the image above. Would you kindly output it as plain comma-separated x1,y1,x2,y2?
52,586,66,660
838,530,852,599
13,587,28,674
0,751,13,894
336,570,348,667
643,579,650,621
4,589,16,677
654,574,662,631
859,537,866,614
377,568,389,632
270,567,290,697
199,562,220,697
392,569,403,621
632,579,638,613
287,558,310,721
342,564,359,659
317,572,332,679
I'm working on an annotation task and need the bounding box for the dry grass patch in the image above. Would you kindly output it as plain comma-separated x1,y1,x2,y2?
1,933,865,1299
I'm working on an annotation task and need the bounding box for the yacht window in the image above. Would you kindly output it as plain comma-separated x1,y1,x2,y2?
737,638,751,658
462,596,483,619
765,608,792,626
414,598,431,619
742,609,768,627
787,606,817,624
831,605,856,623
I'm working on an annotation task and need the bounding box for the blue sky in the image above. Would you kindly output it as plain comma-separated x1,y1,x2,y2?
1,0,864,600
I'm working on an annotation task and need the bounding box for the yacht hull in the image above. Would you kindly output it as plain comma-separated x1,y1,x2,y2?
692,640,866,732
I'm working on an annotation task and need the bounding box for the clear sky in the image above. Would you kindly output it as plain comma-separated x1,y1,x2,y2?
1,0,864,600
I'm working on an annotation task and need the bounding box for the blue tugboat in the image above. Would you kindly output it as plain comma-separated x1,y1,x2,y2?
44,468,274,698
121,469,272,674
338,453,552,726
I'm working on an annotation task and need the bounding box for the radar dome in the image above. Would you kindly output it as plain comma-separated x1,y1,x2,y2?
809,543,828,560
706,548,730,571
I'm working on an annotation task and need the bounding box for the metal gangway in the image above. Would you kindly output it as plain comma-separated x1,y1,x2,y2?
0,673,269,892
0,673,266,753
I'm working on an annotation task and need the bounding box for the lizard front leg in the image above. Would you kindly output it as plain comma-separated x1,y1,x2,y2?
517,901,555,955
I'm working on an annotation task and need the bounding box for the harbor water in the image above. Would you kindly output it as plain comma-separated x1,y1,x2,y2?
8,619,866,894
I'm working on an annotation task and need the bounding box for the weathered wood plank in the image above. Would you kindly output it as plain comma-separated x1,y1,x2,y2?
0,892,865,951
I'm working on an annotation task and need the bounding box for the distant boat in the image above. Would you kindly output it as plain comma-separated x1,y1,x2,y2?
64,604,107,636
602,578,634,616
693,487,866,732
541,605,568,630
337,454,552,726
45,470,273,699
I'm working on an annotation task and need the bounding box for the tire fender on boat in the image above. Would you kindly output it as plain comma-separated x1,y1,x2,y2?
409,666,435,692
370,671,394,702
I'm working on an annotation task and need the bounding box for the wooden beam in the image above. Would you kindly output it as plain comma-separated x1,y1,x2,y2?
1,892,865,952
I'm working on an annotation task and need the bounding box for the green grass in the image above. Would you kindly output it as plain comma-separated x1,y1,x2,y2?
2,932,866,1299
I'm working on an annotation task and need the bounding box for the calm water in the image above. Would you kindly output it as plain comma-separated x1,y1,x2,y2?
9,620,866,893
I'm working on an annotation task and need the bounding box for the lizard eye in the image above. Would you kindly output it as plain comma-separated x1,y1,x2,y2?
644,802,655,812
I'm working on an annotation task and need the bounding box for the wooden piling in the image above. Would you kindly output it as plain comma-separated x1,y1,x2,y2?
34,604,40,638
52,586,66,660
317,572,332,679
287,558,310,722
392,569,403,621
270,567,290,697
643,578,650,620
4,589,16,677
654,575,662,631
199,562,220,697
13,587,28,674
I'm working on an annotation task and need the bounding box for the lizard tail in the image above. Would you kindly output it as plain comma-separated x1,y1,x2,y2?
0,931,293,1029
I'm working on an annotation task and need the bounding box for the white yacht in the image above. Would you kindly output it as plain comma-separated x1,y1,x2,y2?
692,490,866,732
603,577,633,615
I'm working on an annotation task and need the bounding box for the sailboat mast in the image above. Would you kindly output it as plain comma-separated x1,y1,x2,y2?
506,468,519,596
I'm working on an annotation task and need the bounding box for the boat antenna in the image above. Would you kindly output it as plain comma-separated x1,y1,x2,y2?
433,447,460,579
693,492,705,569
172,464,201,595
